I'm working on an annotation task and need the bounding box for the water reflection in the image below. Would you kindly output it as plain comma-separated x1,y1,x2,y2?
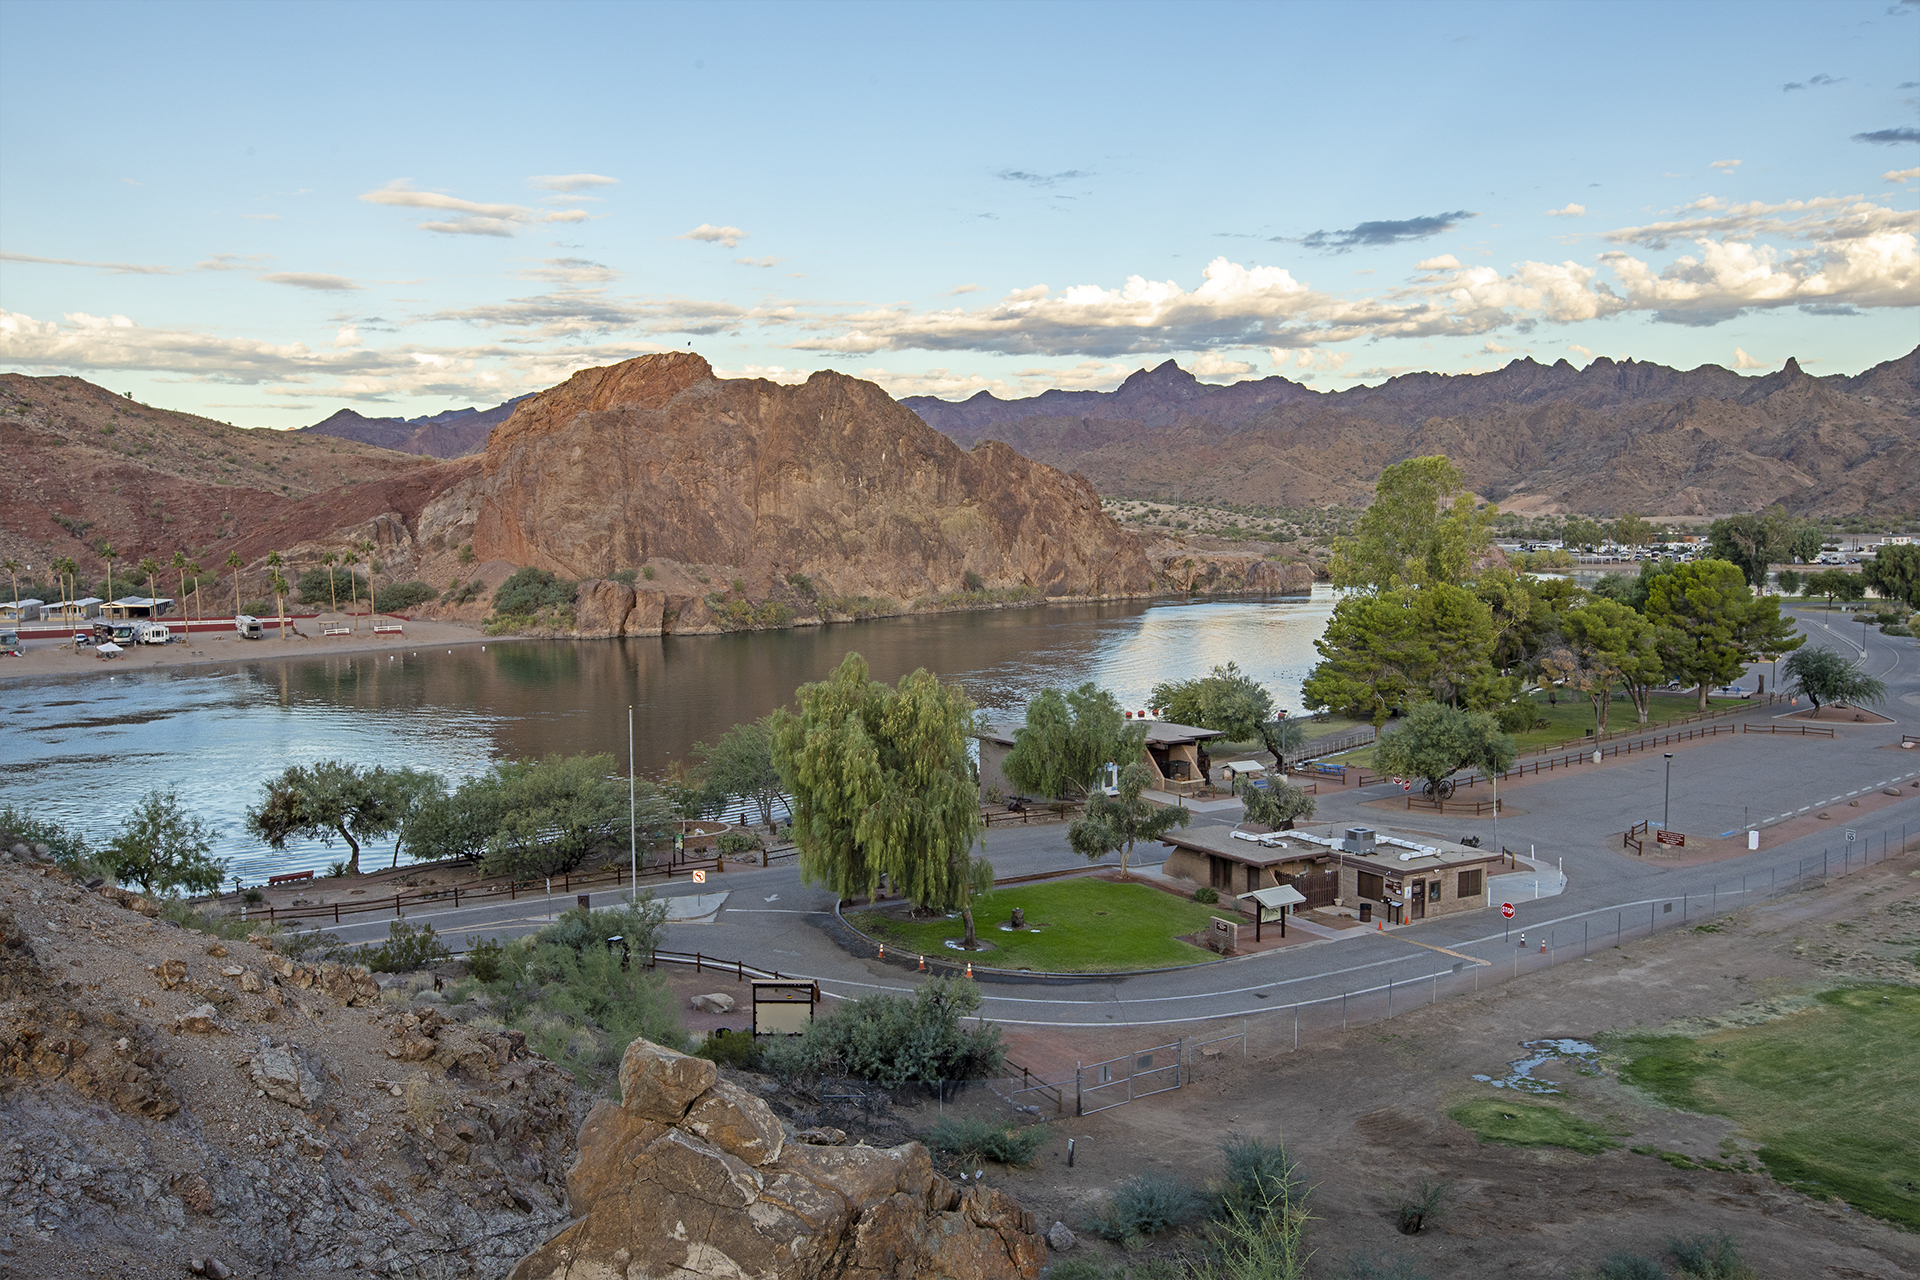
0,591,1337,879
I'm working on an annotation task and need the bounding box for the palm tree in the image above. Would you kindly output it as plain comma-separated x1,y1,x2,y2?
172,551,190,639
343,549,361,630
189,560,204,635
266,551,286,638
137,556,159,598
52,556,77,643
2,558,19,609
320,550,340,620
100,542,118,605
227,552,244,621
358,538,378,619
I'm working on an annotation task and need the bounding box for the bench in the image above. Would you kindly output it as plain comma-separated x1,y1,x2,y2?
372,622,404,634
321,624,352,637
268,870,314,886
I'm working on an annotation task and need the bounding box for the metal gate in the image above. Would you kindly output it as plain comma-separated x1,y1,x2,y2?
1290,866,1337,909
1076,1040,1183,1115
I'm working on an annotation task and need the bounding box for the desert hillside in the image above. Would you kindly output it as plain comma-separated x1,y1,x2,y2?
905,347,1920,517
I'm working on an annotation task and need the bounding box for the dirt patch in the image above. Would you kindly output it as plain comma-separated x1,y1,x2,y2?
1783,705,1898,724
965,851,1920,1278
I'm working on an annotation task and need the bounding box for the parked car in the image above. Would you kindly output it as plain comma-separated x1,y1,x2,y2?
73,631,93,647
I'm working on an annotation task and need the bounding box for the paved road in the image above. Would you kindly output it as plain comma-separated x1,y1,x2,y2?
311,605,1920,1031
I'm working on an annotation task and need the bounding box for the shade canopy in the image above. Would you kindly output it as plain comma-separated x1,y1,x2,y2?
1239,885,1307,909
96,641,123,653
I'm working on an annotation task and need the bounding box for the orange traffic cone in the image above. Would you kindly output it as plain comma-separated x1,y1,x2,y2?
1377,920,1383,931
918,955,926,971
965,962,973,978
878,944,885,960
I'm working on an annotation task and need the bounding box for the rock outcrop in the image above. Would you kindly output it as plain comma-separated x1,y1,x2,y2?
1147,547,1316,595
465,353,1152,626
511,1038,1047,1280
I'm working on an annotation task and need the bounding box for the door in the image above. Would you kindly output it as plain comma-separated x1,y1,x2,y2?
1410,880,1426,920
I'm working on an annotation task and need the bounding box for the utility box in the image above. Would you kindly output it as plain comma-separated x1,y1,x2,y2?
751,979,818,1036
1342,827,1377,855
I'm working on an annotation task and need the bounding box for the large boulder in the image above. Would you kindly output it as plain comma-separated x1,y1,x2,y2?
510,1038,1045,1280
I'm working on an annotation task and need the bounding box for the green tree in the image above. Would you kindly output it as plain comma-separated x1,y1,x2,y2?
1546,600,1663,731
266,551,286,637
226,552,244,619
1329,455,1494,593
1805,568,1863,610
1561,516,1604,552
1782,646,1887,710
2,558,19,606
1788,523,1825,566
1239,776,1316,829
1708,510,1794,590
1373,702,1516,797
1774,568,1802,598
247,760,408,875
1864,545,1920,609
483,753,649,879
1067,761,1191,880
1002,683,1145,802
375,767,446,868
770,654,989,944
691,714,788,829
1611,511,1653,548
100,789,226,895
1646,559,1802,710
137,555,159,593
319,550,340,616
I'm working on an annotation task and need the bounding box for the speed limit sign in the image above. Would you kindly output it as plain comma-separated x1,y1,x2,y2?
1501,902,1515,919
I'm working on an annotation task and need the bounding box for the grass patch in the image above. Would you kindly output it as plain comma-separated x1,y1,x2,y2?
922,1117,1045,1166
855,879,1222,972
1331,693,1749,766
1447,1098,1624,1154
1613,985,1920,1228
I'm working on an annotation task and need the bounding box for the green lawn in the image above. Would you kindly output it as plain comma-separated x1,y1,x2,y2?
1447,1098,1625,1155
1330,691,1751,768
853,879,1224,972
1614,985,1920,1228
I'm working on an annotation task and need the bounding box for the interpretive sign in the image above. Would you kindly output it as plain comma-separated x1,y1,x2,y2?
1655,829,1686,847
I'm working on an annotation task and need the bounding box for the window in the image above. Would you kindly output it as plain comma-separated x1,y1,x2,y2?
1427,881,1441,903
1357,870,1385,900
1457,869,1484,898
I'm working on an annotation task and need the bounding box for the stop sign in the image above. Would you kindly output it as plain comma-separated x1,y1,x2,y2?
1501,902,1515,919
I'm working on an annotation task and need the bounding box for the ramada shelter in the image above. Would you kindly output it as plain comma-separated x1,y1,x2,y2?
975,719,1226,800
1159,823,1506,925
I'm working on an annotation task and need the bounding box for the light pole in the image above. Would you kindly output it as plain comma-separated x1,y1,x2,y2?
1859,614,1870,656
1663,753,1673,831
628,704,638,905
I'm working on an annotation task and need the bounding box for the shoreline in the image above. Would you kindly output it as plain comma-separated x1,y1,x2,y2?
1,617,494,683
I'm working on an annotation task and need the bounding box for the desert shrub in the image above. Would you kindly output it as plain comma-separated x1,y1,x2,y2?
1665,1233,1750,1279
160,898,281,944
1218,1136,1301,1221
1195,1200,1311,1280
325,861,349,877
1037,1262,1111,1280
277,928,345,961
1592,1253,1668,1280
1192,886,1220,904
1393,1178,1448,1234
465,935,507,983
239,597,274,616
923,1117,1045,1166
373,580,436,611
0,804,97,878
758,976,1002,1088
963,570,984,591
718,829,764,855
1091,1169,1206,1241
442,579,481,606
342,920,452,973
492,567,576,616
693,1028,762,1071
642,565,656,580
457,543,475,565
610,568,637,585
297,565,365,605
538,900,667,959
785,572,814,595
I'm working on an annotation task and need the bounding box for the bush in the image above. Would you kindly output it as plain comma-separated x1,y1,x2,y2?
1495,700,1540,733
1193,886,1220,904
492,567,577,616
239,597,275,617
693,1028,762,1070
923,1117,1046,1166
466,935,507,983
297,565,365,606
1219,1136,1301,1221
0,804,96,878
758,976,1003,1088
373,580,436,611
611,568,637,585
442,579,481,606
718,829,764,855
458,543,475,565
538,900,668,959
963,570,985,591
1091,1169,1206,1241
343,920,452,973
1393,1178,1448,1234
1593,1253,1668,1280
1665,1233,1750,1279
784,572,814,595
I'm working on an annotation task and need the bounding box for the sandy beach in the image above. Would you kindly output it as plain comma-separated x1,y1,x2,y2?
0,615,493,681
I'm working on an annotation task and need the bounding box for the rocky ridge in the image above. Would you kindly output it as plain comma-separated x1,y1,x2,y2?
510,1038,1046,1280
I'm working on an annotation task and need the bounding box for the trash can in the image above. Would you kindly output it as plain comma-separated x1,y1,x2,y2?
576,894,591,911
1359,902,1372,924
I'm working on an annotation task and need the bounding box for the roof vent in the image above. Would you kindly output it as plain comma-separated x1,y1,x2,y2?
1342,826,1377,855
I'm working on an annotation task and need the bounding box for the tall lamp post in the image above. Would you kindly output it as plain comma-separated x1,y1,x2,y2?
628,704,638,905
1860,614,1871,655
1663,753,1674,831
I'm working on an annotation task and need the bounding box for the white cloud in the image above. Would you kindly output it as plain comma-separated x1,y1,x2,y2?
945,284,982,295
679,223,748,248
716,364,812,384
359,180,591,237
1597,230,1917,321
734,256,783,268
1544,203,1586,217
1886,166,1920,183
1605,195,1917,249
1732,347,1768,369
333,326,361,348
1189,351,1256,379
1568,344,1594,359
1711,159,1742,171
526,173,619,192
259,272,361,292
243,213,281,221
1416,254,1461,270
0,250,173,275
517,257,621,284
1481,340,1514,353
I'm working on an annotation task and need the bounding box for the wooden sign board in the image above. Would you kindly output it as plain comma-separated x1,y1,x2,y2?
751,979,818,1037
1208,916,1239,955
1655,829,1686,847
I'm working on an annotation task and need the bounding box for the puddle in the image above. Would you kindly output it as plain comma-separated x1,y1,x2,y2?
1472,1038,1600,1094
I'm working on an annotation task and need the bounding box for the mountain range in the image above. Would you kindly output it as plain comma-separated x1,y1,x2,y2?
299,397,529,458
903,347,1920,517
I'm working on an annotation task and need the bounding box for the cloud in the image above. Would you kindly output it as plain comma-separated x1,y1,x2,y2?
734,256,783,268
426,287,779,341
526,174,619,192
258,272,361,292
1884,166,1920,182
1568,344,1594,358
1297,210,1475,251
1188,351,1256,380
359,180,591,237
121,177,142,186
1481,340,1514,354
679,223,748,248
1416,254,1461,270
0,251,174,275
998,169,1088,187
1732,347,1768,369
1544,203,1586,217
1605,194,1919,250
945,284,982,295
1854,127,1920,145
1782,73,1844,91
715,363,812,385
333,326,361,348
1710,159,1742,171
518,257,621,284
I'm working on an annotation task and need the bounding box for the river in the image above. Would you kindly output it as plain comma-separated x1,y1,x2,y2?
0,591,1338,881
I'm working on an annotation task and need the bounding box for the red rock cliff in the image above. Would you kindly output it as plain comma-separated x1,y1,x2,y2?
469,353,1151,603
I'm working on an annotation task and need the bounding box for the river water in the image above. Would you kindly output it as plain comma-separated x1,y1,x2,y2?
0,591,1338,881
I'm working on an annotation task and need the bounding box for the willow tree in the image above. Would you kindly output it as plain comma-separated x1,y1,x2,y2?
1002,682,1144,802
770,653,991,947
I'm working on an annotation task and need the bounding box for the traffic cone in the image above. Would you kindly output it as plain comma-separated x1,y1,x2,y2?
1377,921,1383,931
918,955,926,971
878,944,885,960
1540,941,1547,953
965,962,973,978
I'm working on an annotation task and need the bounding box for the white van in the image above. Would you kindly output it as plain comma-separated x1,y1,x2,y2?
235,615,265,640
139,624,172,645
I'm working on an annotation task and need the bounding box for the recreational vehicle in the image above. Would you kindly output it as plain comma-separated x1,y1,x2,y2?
235,615,265,639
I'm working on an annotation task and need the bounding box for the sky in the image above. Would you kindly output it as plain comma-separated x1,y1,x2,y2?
1,0,1916,429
